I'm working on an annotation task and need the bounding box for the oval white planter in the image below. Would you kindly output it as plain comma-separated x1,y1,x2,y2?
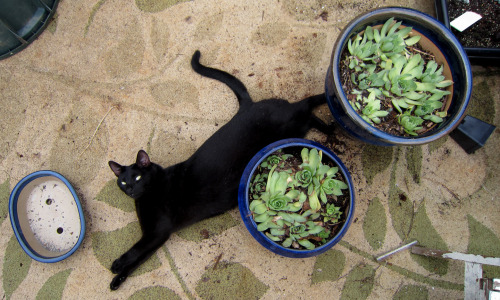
9,171,85,263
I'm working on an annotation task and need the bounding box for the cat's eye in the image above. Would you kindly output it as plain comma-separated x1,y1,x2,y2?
135,175,142,181
121,181,126,186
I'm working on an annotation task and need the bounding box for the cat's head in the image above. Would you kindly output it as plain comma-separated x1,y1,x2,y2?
108,150,155,199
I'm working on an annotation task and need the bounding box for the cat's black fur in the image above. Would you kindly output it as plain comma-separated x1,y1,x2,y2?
107,50,332,290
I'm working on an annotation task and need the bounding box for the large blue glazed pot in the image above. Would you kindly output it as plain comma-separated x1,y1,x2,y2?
238,139,355,258
9,170,85,263
325,7,473,146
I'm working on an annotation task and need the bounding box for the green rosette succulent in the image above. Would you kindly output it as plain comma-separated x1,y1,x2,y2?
322,203,343,223
302,149,348,208
250,173,267,197
250,165,302,231
299,148,320,194
282,221,326,250
295,167,313,188
249,147,349,250
260,151,292,169
319,178,349,202
344,17,454,136
398,111,425,136
260,155,281,169
300,148,320,172
267,195,289,211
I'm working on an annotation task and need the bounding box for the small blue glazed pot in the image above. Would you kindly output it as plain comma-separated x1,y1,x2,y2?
238,139,355,258
325,7,472,146
9,170,85,263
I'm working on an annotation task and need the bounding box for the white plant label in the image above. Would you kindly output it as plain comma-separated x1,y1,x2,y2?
450,11,482,32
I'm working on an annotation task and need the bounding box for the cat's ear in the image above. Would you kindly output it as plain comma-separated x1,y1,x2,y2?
109,161,123,177
136,150,151,168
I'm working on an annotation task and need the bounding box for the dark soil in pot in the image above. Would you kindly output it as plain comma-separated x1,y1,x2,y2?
448,0,500,48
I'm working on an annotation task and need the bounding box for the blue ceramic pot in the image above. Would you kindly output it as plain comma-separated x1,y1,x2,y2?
9,170,85,263
238,139,355,258
325,7,472,146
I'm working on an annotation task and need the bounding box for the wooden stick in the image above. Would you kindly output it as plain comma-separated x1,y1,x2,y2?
78,106,116,158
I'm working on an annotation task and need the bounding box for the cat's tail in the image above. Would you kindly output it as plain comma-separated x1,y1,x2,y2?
191,50,253,107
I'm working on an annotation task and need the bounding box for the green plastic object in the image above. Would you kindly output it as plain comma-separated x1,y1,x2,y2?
0,0,59,60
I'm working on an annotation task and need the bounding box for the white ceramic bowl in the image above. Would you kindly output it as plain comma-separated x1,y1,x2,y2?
9,171,85,262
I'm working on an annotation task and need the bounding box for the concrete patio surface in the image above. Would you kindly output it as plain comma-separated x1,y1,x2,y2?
0,0,499,299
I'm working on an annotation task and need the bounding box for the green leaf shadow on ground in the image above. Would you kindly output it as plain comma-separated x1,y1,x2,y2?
388,180,413,241
340,263,376,300
129,286,182,300
0,178,9,227
393,284,428,300
176,212,239,243
363,197,387,251
467,215,500,278
95,179,135,213
195,262,268,300
91,222,161,276
361,144,393,185
405,146,422,184
135,0,191,13
427,136,448,154
3,235,32,300
409,202,449,275
311,249,345,284
36,269,72,300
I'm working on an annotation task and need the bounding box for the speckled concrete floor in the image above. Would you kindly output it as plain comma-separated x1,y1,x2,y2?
1,0,499,299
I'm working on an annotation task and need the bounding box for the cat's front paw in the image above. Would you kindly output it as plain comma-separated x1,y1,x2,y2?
110,273,128,290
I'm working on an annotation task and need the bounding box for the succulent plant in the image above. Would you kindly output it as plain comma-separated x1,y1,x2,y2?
322,203,343,223
344,17,453,136
250,173,267,197
259,150,291,169
249,147,348,250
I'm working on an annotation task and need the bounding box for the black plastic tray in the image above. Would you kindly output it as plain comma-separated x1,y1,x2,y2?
450,115,496,154
434,0,500,65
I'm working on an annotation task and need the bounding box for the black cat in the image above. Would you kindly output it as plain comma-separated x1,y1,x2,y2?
107,50,332,290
